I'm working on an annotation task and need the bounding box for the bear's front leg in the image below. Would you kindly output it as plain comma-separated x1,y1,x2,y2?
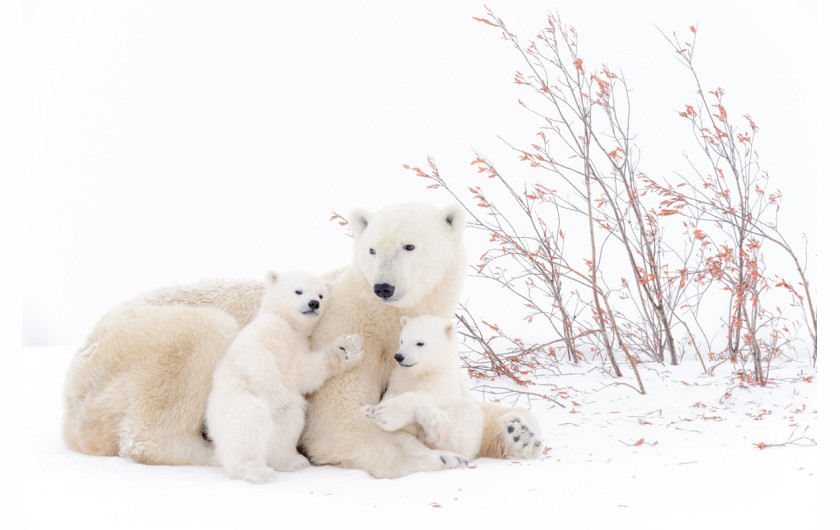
304,375,469,478
298,334,365,395
332,333,364,365
234,346,292,412
361,392,424,432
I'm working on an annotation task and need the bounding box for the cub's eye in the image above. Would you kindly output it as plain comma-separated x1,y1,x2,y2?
295,290,303,295
403,244,415,251
318,294,323,299
416,342,424,347
369,248,376,255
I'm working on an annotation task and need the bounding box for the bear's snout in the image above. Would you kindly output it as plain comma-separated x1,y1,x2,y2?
308,300,320,311
373,283,395,300
394,353,404,363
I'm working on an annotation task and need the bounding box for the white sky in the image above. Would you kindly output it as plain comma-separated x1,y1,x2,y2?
16,0,821,346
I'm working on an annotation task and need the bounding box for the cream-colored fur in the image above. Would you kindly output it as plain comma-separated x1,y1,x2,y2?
62,203,544,477
206,271,363,484
63,304,240,465
362,316,484,461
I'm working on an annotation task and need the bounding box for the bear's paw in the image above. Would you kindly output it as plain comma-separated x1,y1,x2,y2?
333,333,364,363
500,411,544,459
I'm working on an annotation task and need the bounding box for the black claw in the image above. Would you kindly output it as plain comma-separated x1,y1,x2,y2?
440,456,447,465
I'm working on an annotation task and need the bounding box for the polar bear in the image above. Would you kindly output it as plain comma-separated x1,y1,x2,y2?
362,315,485,461
206,271,364,484
63,203,543,478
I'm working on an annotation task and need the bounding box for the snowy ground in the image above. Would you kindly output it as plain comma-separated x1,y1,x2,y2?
11,345,827,529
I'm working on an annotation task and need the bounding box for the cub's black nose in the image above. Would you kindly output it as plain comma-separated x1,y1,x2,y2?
373,283,395,300
394,353,404,363
308,300,320,310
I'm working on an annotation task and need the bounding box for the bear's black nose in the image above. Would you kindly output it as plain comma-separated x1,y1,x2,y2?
394,353,404,363
373,283,395,300
308,300,320,310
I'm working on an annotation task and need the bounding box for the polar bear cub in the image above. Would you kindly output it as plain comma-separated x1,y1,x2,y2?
362,315,483,461
206,270,364,484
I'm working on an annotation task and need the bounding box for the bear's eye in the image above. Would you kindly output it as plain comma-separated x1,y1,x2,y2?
318,294,323,299
369,248,376,255
403,244,415,251
295,290,303,295
416,342,424,347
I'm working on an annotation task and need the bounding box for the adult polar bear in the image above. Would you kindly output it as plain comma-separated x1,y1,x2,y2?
63,203,543,478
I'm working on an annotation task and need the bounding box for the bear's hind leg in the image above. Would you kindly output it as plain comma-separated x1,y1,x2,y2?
209,394,277,483
479,402,544,459
266,401,310,472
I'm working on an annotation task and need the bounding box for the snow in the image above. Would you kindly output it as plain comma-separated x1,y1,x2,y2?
13,346,826,529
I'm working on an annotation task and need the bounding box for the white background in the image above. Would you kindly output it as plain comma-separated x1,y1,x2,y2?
16,0,819,347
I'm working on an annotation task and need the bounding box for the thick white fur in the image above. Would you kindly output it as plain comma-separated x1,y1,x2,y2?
205,271,363,483
63,203,543,477
362,316,483,461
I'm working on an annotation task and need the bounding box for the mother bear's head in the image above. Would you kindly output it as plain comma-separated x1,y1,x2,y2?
348,203,466,309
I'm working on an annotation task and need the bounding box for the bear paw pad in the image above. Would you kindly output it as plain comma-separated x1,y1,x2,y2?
501,413,543,459
335,334,364,361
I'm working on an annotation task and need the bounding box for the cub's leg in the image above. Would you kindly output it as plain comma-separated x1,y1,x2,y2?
297,334,364,395
207,391,277,484
266,396,310,472
361,391,429,432
431,398,483,460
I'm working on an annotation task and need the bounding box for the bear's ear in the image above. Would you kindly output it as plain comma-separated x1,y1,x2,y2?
348,209,372,238
442,204,465,234
266,271,280,285
399,315,410,328
444,322,455,340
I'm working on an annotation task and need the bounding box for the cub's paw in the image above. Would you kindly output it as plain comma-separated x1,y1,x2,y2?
270,453,310,473
360,401,405,432
500,410,544,459
229,462,276,484
334,334,364,363
360,404,376,419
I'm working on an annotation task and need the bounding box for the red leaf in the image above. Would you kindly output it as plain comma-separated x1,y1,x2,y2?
472,17,497,27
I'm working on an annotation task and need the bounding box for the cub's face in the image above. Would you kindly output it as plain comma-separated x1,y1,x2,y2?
349,203,465,308
394,315,456,371
262,270,328,329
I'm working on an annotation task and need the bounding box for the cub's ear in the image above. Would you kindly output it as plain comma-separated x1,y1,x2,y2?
266,271,280,285
348,209,372,238
399,315,411,328
442,204,465,234
444,322,455,340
